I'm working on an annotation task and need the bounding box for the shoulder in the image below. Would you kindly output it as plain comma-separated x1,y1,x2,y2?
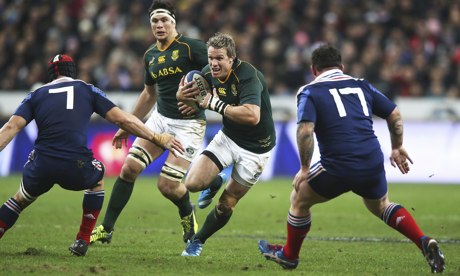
175,34,207,61
144,42,158,54
70,79,108,98
87,83,108,97
234,60,257,72
233,60,263,81
176,34,206,46
296,84,310,96
143,43,158,62
296,84,316,103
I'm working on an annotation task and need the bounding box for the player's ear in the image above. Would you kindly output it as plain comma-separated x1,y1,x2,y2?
339,64,345,71
310,65,317,76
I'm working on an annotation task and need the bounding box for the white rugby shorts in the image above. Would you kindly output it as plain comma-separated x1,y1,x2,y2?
205,130,272,187
144,109,206,162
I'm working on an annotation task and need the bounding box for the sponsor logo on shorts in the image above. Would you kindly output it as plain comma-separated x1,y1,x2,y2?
92,160,103,171
185,147,195,159
77,160,85,168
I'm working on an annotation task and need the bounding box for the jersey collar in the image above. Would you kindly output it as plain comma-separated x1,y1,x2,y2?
315,68,343,80
51,76,74,83
157,33,181,51
217,58,240,84
309,69,351,85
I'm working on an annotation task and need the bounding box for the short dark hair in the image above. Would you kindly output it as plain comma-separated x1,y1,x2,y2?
311,44,342,71
148,0,176,20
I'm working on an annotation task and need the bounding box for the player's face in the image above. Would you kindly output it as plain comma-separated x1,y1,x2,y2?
150,15,175,42
208,46,234,80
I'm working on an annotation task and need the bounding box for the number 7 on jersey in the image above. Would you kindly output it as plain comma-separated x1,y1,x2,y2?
49,86,74,110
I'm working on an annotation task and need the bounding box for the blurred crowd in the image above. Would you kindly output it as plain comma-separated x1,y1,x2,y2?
1,0,460,99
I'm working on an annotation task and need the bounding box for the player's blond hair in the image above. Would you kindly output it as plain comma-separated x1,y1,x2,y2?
207,32,236,58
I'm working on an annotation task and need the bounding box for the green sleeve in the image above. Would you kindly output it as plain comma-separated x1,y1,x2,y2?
190,39,208,68
238,68,263,106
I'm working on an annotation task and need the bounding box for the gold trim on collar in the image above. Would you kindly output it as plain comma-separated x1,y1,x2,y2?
218,70,232,84
156,34,181,52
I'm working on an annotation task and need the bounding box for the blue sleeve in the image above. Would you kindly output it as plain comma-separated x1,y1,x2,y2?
13,92,34,124
296,88,316,123
91,85,116,118
365,81,396,118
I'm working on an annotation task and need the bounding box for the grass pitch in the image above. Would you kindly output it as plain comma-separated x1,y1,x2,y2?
0,175,459,275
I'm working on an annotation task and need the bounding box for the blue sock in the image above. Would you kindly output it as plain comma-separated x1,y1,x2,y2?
0,198,23,238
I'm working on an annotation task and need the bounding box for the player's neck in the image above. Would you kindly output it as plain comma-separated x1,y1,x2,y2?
157,31,178,50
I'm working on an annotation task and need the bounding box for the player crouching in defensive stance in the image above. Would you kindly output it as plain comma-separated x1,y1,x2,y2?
0,54,184,256
258,44,445,273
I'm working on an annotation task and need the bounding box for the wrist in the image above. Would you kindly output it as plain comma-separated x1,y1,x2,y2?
151,132,160,145
207,95,228,115
151,132,166,148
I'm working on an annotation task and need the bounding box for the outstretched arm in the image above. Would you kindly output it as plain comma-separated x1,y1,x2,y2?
386,107,413,174
131,84,157,119
0,115,27,152
111,84,158,147
105,106,184,156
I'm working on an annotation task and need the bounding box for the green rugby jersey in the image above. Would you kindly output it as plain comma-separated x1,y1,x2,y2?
203,59,276,154
143,34,208,119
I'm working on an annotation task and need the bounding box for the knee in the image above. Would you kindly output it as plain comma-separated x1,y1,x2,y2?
12,192,32,209
290,190,312,210
120,162,142,181
291,199,310,211
215,192,238,217
375,202,389,217
183,174,203,192
157,177,181,198
185,185,201,193
89,180,104,192
215,201,234,217
121,146,153,181
364,198,389,217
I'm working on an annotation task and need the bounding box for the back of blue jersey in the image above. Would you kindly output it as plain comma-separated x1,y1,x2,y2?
297,69,396,177
14,77,116,160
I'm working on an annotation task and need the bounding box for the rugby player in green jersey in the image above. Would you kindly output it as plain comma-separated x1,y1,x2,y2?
176,32,277,256
91,0,225,245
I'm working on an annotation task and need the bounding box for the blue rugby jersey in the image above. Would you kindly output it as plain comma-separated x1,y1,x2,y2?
14,77,116,160
296,69,396,177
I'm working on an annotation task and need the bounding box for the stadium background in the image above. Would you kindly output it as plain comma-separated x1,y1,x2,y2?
0,0,459,183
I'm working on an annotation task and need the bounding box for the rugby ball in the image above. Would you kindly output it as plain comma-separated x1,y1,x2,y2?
184,70,211,110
